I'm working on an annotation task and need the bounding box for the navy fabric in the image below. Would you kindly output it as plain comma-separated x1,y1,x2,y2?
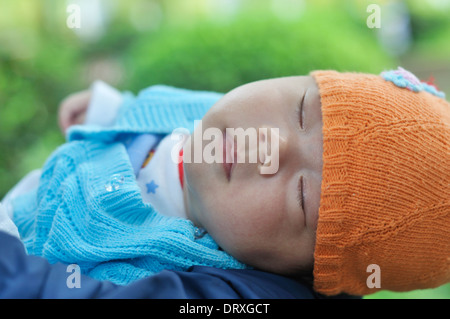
0,231,334,299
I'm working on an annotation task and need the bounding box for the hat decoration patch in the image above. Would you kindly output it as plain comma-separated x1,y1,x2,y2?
381,67,446,99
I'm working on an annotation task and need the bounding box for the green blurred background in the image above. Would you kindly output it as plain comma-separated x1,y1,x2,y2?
0,0,449,299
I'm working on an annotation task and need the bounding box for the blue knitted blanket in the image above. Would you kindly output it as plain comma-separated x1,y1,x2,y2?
12,85,248,285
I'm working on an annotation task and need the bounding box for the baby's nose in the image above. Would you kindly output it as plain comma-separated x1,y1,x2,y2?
258,126,286,175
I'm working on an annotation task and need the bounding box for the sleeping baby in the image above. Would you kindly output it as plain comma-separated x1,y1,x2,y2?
1,67,449,296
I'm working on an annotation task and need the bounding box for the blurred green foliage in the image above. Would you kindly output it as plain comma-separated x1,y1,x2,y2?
124,7,394,93
0,0,448,299
366,283,450,299
1,0,399,200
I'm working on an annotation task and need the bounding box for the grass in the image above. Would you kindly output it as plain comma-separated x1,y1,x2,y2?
366,284,450,299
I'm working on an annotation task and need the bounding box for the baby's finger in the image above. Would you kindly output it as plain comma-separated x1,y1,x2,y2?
58,90,91,133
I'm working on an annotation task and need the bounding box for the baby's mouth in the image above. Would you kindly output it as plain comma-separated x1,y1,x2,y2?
223,132,236,181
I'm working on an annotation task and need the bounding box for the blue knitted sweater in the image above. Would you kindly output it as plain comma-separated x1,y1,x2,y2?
12,85,247,285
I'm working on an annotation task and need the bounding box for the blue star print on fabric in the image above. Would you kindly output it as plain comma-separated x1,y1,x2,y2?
146,180,159,194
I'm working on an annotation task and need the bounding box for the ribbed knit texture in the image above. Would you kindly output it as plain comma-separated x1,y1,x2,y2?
12,85,248,285
311,71,450,296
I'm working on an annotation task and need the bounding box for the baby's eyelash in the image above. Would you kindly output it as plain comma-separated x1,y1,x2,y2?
297,175,305,212
297,92,306,130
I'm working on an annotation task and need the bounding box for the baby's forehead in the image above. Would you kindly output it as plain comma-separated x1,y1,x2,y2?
225,75,315,100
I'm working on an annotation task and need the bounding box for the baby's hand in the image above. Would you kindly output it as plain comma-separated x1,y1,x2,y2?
58,90,91,134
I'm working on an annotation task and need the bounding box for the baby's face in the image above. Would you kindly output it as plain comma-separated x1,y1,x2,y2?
182,76,323,275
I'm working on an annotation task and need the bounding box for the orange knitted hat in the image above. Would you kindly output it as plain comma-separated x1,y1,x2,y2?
311,69,450,296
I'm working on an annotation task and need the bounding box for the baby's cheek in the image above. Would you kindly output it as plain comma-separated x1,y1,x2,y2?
203,206,251,252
